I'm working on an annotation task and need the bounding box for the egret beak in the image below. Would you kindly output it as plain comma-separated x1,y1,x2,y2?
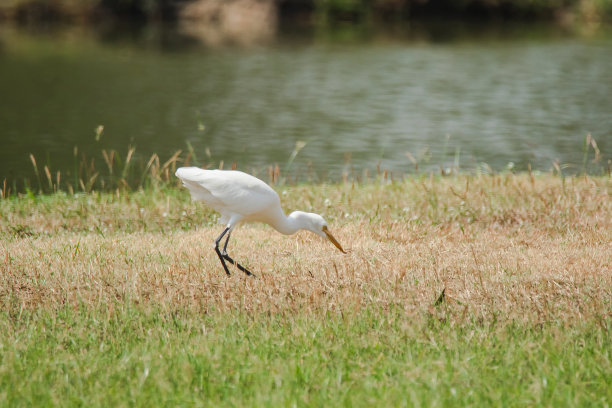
322,226,346,253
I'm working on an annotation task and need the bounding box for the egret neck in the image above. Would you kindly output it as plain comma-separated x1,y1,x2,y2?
269,211,311,236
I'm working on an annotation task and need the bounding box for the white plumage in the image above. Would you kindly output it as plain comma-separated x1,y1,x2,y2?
176,167,345,276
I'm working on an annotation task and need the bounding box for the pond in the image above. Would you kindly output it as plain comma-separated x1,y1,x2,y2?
1,22,611,186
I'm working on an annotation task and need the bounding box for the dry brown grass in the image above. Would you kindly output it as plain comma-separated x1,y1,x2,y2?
1,174,611,324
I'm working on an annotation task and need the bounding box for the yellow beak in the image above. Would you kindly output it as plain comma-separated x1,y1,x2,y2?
322,226,346,254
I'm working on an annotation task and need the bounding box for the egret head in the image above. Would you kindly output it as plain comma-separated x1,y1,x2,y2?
292,212,346,253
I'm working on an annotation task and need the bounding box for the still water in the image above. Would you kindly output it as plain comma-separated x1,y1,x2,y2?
1,23,611,184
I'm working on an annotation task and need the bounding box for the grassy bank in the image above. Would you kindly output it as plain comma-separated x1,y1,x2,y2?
1,175,611,406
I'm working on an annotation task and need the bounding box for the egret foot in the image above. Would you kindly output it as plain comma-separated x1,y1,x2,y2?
222,253,254,277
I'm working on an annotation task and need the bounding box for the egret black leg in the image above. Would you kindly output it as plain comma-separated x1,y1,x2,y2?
214,227,231,276
222,231,232,254
214,227,255,277
220,231,255,277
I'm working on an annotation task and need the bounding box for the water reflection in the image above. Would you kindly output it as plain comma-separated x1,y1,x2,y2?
0,22,610,186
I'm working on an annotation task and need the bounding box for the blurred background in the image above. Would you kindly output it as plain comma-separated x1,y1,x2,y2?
1,0,611,189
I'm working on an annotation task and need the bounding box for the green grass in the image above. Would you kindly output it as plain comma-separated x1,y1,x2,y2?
1,306,610,407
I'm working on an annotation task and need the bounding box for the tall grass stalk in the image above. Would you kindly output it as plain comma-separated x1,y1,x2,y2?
5,134,610,198
284,140,307,176
121,146,135,181
185,140,198,167
73,146,79,192
29,153,42,193
581,133,601,175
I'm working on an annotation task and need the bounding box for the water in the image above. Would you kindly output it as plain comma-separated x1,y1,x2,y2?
1,23,611,185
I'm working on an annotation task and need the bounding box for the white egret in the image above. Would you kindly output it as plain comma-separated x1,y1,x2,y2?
175,167,346,276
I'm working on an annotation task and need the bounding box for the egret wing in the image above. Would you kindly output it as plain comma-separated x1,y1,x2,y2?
176,168,280,217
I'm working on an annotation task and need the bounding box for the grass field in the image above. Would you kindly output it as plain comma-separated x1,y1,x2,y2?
1,174,611,406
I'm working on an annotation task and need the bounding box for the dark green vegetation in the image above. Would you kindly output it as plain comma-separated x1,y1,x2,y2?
2,0,611,23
